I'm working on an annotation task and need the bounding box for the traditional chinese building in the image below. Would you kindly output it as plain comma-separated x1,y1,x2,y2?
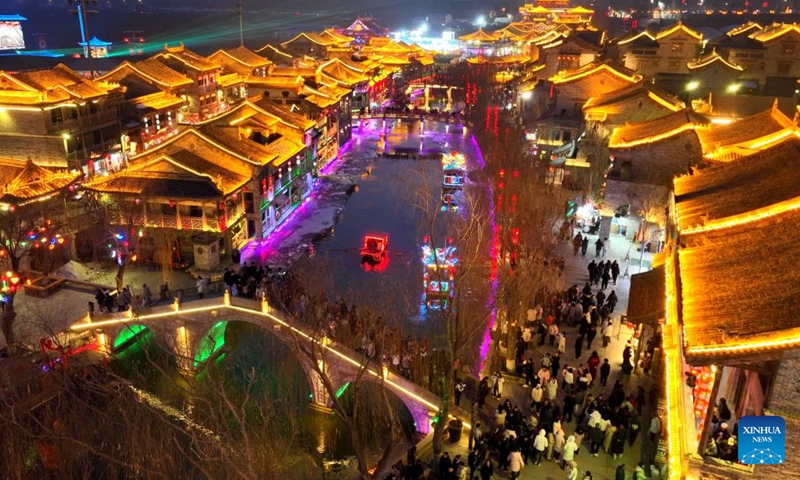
280,32,338,60
340,18,389,46
607,109,707,185
582,83,684,127
97,59,193,153
695,103,797,163
0,64,125,173
152,44,229,122
549,60,642,118
206,46,273,102
685,50,744,98
658,135,800,479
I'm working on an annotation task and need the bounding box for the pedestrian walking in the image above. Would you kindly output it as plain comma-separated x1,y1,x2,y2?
574,335,583,359
586,325,598,350
573,233,583,256
196,275,208,299
649,415,662,444
606,290,618,312
600,359,611,386
533,429,548,465
611,425,627,459
594,238,603,257
566,461,579,480
601,270,610,290
602,322,613,348
142,283,153,307
589,422,603,456
454,379,465,406
562,435,578,469
611,260,620,284
581,237,589,256
480,459,494,480
508,448,524,479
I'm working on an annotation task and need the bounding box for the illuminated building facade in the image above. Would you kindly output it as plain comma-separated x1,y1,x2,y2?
0,64,125,173
653,135,800,479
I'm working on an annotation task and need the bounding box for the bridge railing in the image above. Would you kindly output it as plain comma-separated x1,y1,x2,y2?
353,112,464,125
69,294,471,426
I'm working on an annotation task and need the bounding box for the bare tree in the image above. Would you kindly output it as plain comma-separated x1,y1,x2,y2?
0,204,69,352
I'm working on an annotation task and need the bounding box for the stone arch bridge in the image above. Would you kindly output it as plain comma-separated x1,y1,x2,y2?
68,294,467,435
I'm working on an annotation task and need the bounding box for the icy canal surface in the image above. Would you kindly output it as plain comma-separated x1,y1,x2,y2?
243,119,488,339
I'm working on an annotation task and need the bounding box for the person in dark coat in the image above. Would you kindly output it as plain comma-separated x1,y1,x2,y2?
574,335,584,359
595,290,606,308
629,415,642,446
611,261,620,284
581,237,589,256
479,459,494,480
589,422,604,456
606,290,618,312
611,425,627,459
601,269,611,290
600,359,611,387
594,238,603,257
588,260,597,284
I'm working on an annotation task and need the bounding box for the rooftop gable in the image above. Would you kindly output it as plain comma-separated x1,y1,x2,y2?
608,109,708,148
687,49,743,71
697,104,795,157
549,60,642,85
155,45,221,72
675,137,800,233
98,59,193,90
655,21,702,41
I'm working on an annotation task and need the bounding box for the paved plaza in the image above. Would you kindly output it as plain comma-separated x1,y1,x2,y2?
418,230,659,480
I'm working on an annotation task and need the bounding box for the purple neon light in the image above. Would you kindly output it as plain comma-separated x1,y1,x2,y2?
470,133,500,377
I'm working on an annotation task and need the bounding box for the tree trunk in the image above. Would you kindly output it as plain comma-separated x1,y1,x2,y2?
1,292,17,354
115,263,126,292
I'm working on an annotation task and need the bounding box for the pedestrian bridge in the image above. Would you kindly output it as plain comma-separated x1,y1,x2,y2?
68,293,466,434
353,112,466,127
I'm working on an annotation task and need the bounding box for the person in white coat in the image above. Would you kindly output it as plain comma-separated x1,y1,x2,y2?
566,461,579,480
533,429,548,465
531,383,544,412
508,448,524,479
547,377,559,400
562,435,578,469
554,428,566,462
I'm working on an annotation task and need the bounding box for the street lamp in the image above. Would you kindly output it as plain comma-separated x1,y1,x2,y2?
686,81,700,92
727,83,740,93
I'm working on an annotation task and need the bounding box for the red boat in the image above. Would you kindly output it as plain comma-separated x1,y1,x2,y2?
361,234,389,264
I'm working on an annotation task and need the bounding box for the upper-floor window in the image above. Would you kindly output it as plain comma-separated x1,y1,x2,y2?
671,42,684,52
783,43,795,54
777,63,791,76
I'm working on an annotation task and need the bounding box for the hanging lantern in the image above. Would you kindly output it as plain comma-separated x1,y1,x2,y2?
135,198,141,205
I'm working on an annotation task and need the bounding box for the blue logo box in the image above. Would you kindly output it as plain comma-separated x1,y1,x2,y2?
738,415,785,465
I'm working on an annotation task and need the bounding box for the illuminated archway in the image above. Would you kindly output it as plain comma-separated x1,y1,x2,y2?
112,324,151,352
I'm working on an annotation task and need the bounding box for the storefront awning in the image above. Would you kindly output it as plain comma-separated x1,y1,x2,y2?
628,264,666,325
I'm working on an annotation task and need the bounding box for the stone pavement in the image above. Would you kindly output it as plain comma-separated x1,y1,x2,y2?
421,230,661,480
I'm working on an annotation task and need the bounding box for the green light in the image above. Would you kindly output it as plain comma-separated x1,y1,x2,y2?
113,324,148,350
194,321,227,367
335,382,350,398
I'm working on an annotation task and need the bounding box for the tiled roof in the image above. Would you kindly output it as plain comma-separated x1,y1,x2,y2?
697,105,795,154
687,50,743,71
750,23,800,43
459,28,500,42
218,72,244,88
678,207,800,360
0,158,80,204
549,59,642,85
207,47,272,77
583,83,684,111
85,129,255,197
132,91,184,111
615,30,658,48
318,28,355,44
628,265,666,324
608,109,708,148
250,97,315,131
707,93,796,119
154,45,221,72
198,125,278,165
674,138,800,231
253,75,304,90
271,66,316,78
255,44,295,65
98,59,193,89
281,32,336,48
0,64,115,106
